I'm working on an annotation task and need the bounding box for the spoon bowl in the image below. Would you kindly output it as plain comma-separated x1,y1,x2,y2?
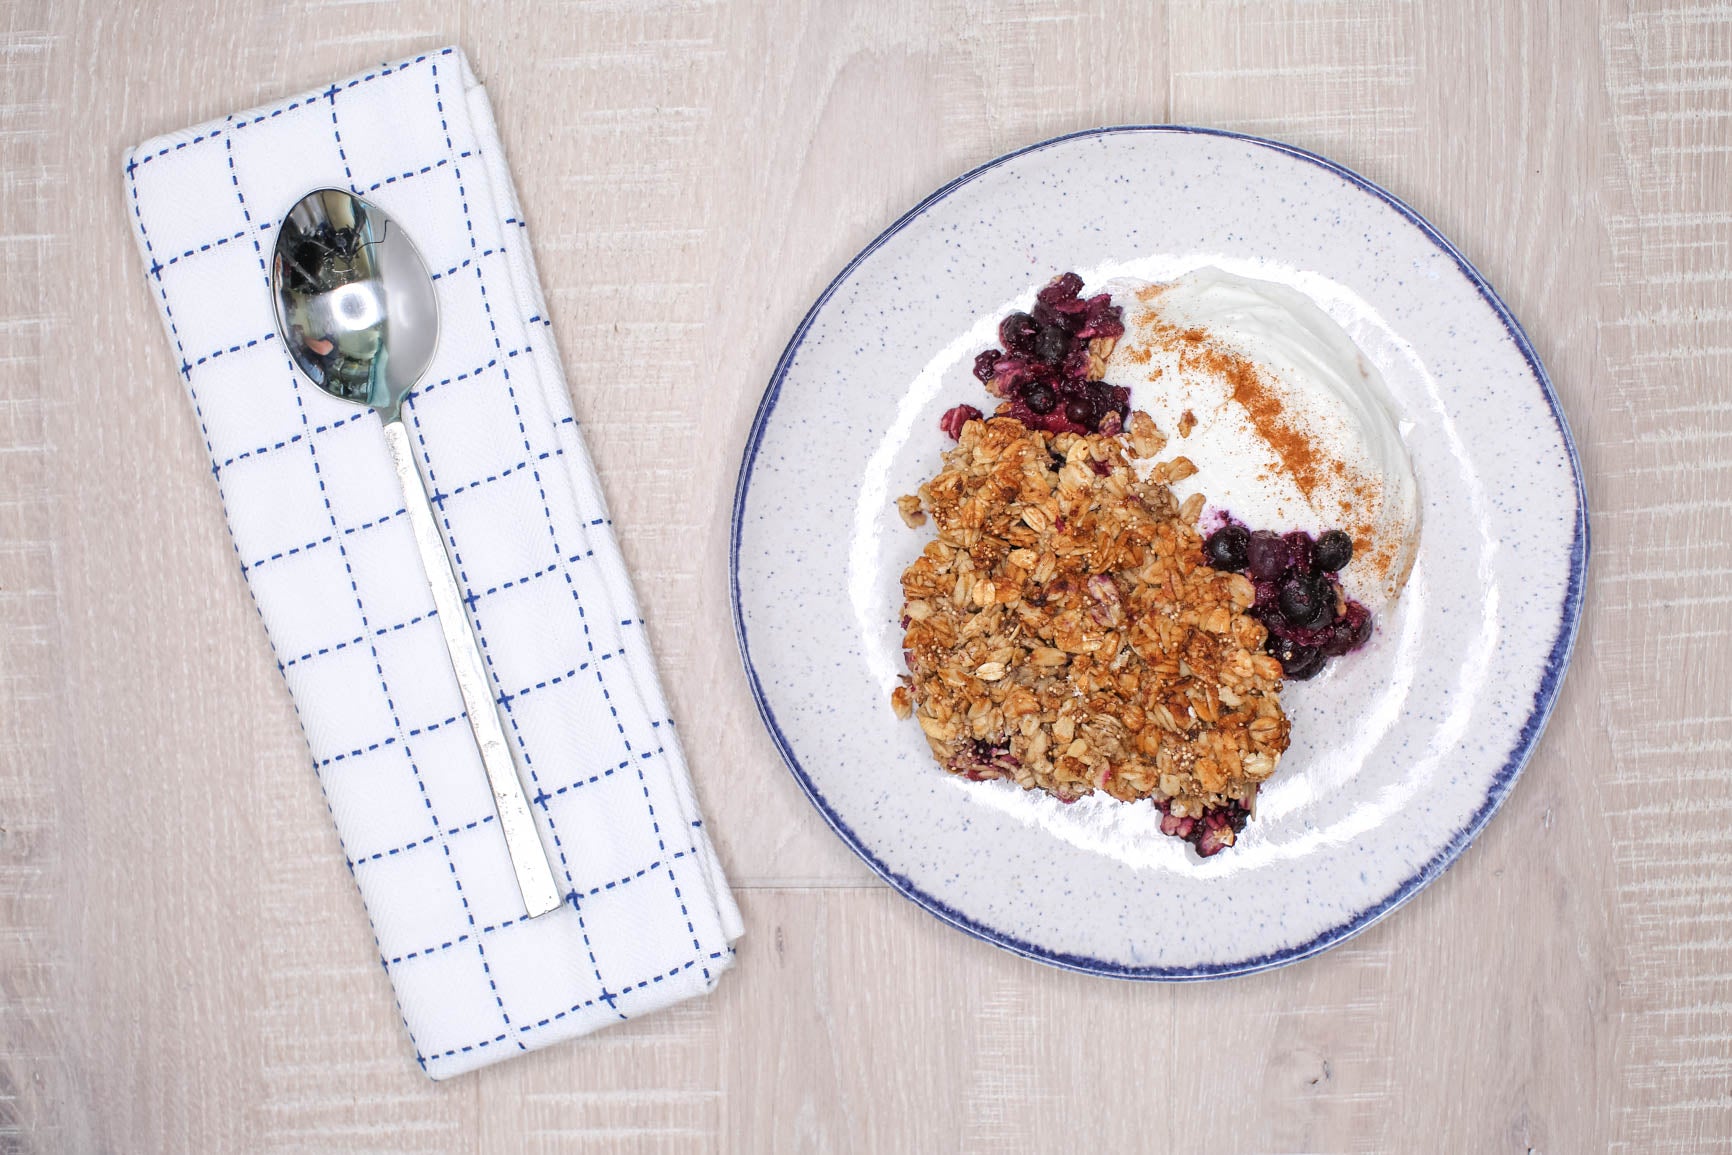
272,189,438,419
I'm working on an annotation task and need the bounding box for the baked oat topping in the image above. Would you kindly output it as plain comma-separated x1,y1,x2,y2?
896,415,1291,855
895,493,927,528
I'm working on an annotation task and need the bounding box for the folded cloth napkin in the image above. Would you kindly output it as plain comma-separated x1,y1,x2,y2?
123,46,741,1079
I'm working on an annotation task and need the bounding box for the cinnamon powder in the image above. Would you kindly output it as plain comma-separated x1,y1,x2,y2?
1131,308,1388,581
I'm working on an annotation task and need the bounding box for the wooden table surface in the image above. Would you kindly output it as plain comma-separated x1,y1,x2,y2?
3,1,1729,1151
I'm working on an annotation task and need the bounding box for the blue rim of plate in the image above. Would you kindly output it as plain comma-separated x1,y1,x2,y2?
729,125,1591,980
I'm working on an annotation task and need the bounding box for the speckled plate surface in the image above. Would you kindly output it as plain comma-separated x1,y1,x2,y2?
731,127,1588,978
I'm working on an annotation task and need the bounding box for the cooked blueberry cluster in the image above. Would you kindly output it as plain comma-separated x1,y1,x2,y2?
1157,797,1250,857
1203,524,1373,679
955,272,1131,438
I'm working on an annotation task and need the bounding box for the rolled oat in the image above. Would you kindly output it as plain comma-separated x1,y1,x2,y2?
896,415,1291,849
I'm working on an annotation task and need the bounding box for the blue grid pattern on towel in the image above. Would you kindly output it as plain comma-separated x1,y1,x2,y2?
124,48,732,1077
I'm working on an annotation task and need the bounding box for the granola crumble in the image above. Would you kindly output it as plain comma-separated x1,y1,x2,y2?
896,415,1291,853
895,493,926,528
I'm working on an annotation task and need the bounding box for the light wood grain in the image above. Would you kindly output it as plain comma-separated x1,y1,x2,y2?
1,0,1728,1150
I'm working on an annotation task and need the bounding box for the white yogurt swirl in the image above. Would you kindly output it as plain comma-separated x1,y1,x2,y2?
1102,268,1420,606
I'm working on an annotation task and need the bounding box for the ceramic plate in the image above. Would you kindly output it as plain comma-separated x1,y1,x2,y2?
731,127,1587,978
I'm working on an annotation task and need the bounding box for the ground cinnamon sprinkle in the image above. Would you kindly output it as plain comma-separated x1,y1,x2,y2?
1178,328,1325,499
1130,309,1392,586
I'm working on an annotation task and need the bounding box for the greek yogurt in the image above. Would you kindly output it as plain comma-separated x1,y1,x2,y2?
1102,268,1420,606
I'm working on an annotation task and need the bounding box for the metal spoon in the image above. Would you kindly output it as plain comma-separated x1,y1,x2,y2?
271,188,562,919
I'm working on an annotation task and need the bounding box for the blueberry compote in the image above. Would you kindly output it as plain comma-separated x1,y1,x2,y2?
1205,523,1372,678
943,272,1131,440
1157,798,1250,858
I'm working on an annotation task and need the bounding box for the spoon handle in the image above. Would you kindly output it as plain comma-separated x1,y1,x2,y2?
382,417,564,918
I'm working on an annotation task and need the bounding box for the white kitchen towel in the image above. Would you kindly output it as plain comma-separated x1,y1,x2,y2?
123,46,742,1080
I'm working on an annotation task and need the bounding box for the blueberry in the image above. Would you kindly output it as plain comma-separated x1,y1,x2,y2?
999,312,1040,356
1204,525,1250,571
1245,530,1290,581
1320,601,1373,656
1287,647,1326,679
1252,581,1280,614
1034,323,1072,366
1265,634,1326,680
1063,397,1094,427
1314,530,1353,572
1037,272,1084,305
1277,574,1330,627
1086,379,1125,410
972,349,1002,383
1061,339,1093,378
1022,382,1057,415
